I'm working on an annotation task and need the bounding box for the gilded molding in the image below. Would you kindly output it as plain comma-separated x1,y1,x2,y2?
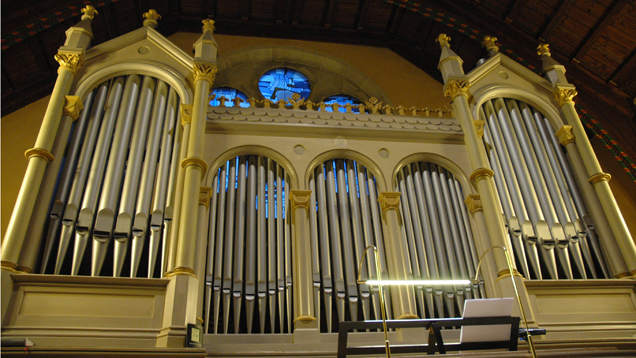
1,261,19,272
496,268,523,281
293,315,318,323
588,172,611,185
63,96,84,120
181,156,208,173
199,187,213,208
143,9,161,28
167,266,197,278
553,87,578,107
291,190,312,211
378,192,401,213
54,52,83,75
470,167,494,185
615,272,630,279
436,34,451,48
555,125,575,146
464,194,483,214
474,119,485,138
25,147,55,163
537,43,551,57
630,269,636,277
17,266,32,274
443,79,470,99
81,5,99,21
181,104,193,125
193,63,217,84
397,313,420,320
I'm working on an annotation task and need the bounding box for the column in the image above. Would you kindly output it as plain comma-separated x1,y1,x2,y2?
378,192,418,319
465,194,497,298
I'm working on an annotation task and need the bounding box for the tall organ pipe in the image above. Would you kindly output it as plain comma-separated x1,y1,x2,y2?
204,173,219,333
257,157,269,333
222,158,237,333
212,164,227,333
325,161,346,324
315,164,334,332
308,173,322,330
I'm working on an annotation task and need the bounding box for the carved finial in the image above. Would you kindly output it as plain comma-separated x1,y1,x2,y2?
81,5,98,21
202,19,215,33
537,43,551,57
436,34,451,48
482,36,499,55
143,9,161,28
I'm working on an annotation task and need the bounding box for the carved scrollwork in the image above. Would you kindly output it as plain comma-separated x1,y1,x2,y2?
443,79,470,99
193,63,217,84
54,52,83,75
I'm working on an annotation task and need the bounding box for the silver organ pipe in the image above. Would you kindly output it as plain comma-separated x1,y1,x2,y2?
308,174,322,331
204,156,291,334
324,161,346,324
315,163,334,332
284,171,292,334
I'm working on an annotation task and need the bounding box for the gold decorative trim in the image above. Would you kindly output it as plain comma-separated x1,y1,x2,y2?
474,119,485,138
193,63,217,84
554,87,578,107
588,172,611,185
464,194,483,214
397,313,419,320
166,266,197,278
81,5,98,21
63,96,84,121
181,156,208,173
291,190,312,211
17,266,32,274
181,104,193,125
25,147,55,163
378,192,401,213
555,125,575,146
470,167,494,185
143,9,161,28
615,272,630,279
630,269,636,277
443,79,470,99
54,52,83,75
199,187,213,208
537,43,551,57
202,19,216,33
196,317,204,325
1,261,19,272
436,34,451,48
481,36,499,54
293,315,318,324
496,268,524,281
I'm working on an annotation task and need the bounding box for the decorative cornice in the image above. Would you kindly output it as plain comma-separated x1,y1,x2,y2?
54,52,83,75
469,167,494,185
553,86,578,107
555,125,575,146
588,172,611,185
63,95,83,121
81,5,99,21
25,147,54,163
464,194,483,214
378,192,401,213
193,63,217,84
199,187,213,208
291,190,312,211
143,9,161,28
181,156,208,173
181,104,193,125
443,79,470,99
473,119,485,138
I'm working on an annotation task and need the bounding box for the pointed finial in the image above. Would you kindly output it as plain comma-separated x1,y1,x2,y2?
202,19,215,33
481,36,499,55
81,5,98,21
537,43,551,57
143,9,162,28
436,34,451,48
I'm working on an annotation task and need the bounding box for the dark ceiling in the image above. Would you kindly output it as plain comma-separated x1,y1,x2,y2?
3,0,636,166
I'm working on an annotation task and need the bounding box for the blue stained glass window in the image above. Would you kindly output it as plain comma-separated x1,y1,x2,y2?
210,87,250,107
258,68,311,102
322,94,362,113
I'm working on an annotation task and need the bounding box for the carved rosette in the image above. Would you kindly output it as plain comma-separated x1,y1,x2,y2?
193,63,217,84
464,194,483,214
54,52,84,75
25,148,55,163
63,96,84,120
473,119,485,138
199,187,213,209
443,80,470,99
554,87,578,107
180,104,193,125
378,192,401,214
555,125,575,146
588,172,611,185
469,167,494,185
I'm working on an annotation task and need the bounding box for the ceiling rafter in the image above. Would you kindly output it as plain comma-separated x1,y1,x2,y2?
538,0,575,43
242,0,251,21
291,0,305,25
323,0,335,29
504,0,527,25
354,0,370,30
388,6,404,34
572,0,630,63
610,47,636,87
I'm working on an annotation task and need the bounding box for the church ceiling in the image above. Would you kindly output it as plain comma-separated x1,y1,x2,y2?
3,0,636,167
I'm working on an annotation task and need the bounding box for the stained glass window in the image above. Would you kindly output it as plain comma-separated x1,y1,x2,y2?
210,87,250,107
323,94,362,113
258,68,311,102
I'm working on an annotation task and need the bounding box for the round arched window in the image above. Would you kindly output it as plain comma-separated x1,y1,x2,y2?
210,87,250,107
322,94,362,113
258,67,311,102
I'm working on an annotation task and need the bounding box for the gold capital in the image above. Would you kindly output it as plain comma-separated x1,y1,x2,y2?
25,148,55,163
199,187,213,209
470,167,494,185
554,87,578,107
378,192,401,213
180,104,193,125
143,9,161,28
537,43,551,57
55,52,83,75
63,96,83,120
464,194,483,214
202,19,216,33
193,63,217,84
291,190,312,211
181,156,208,173
474,119,485,138
588,172,611,185
436,34,451,48
555,125,575,146
81,5,98,21
443,79,470,99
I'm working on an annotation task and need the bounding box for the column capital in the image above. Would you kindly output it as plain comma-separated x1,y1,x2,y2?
199,186,213,208
443,79,471,99
464,194,483,214
54,52,84,75
24,148,54,163
553,85,578,107
474,119,486,138
470,167,494,185
378,192,401,213
290,190,312,211
180,104,193,125
193,63,217,84
588,172,611,185
555,125,575,146
63,95,84,121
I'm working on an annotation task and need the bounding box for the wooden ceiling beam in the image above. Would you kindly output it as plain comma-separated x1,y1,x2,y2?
291,0,305,25
354,0,370,30
388,6,403,34
572,0,629,63
242,0,251,21
610,47,636,89
323,0,335,29
538,0,575,42
504,0,527,25
206,0,217,19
